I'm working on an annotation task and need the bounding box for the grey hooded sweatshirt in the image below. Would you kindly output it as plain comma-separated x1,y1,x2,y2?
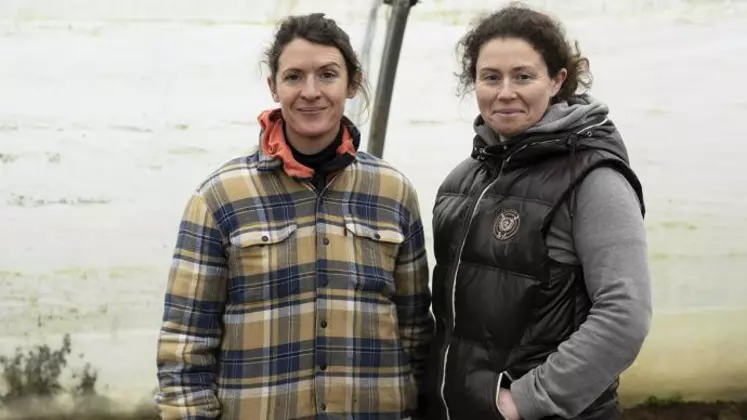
475,95,653,419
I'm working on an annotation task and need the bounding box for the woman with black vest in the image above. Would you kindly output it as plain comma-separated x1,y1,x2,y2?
425,4,652,420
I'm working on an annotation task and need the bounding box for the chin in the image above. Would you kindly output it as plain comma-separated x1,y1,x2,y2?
297,123,334,138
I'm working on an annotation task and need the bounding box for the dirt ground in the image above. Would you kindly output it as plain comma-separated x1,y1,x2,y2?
622,401,747,420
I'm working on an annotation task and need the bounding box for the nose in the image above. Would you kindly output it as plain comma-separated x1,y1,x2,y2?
496,79,517,101
300,75,321,99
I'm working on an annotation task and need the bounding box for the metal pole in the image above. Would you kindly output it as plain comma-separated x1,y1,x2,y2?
361,0,384,79
366,0,416,159
346,0,382,126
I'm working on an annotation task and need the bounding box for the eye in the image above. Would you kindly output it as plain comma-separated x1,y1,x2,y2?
283,73,301,82
515,74,533,82
482,73,500,82
320,71,338,80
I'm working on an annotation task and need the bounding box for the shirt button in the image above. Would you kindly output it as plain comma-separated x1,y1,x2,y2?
320,364,327,371
322,237,330,245
261,235,269,242
374,233,381,240
321,320,327,328
321,403,327,411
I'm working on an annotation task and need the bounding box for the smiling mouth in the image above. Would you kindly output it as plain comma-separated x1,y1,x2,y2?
298,107,326,113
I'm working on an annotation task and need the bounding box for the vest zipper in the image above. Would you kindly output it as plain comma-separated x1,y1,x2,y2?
438,169,502,420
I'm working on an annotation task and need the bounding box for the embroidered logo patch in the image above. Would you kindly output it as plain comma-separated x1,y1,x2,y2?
493,209,521,240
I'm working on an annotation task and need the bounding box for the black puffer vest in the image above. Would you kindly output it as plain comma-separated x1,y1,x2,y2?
424,117,644,420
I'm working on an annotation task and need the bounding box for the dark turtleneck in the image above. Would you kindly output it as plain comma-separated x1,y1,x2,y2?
284,124,346,191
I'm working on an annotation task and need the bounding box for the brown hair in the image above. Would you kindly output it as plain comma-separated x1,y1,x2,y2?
264,13,370,109
456,3,592,102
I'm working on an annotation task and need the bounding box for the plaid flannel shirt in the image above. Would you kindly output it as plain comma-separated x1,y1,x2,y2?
156,129,434,419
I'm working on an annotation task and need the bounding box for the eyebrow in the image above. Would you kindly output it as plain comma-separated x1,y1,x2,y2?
479,65,536,73
281,62,343,74
318,62,342,69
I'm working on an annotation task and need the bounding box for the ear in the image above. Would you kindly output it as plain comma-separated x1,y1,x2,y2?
267,75,280,103
347,72,362,99
550,68,568,97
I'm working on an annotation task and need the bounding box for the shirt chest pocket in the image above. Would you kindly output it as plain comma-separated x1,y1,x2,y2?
227,223,298,304
343,215,406,296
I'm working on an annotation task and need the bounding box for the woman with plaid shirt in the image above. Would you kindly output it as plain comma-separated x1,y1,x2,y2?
154,13,434,420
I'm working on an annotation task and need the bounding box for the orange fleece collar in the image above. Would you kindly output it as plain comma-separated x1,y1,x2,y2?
257,109,357,179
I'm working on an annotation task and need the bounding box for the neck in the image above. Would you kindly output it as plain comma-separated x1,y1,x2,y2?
285,126,341,155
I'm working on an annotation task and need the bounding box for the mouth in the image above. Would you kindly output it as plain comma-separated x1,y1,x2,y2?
297,106,327,114
496,109,524,116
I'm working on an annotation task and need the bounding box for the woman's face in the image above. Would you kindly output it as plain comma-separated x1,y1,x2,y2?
267,38,357,153
474,37,567,137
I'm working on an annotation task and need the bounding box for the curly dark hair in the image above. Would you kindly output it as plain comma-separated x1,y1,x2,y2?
456,3,592,102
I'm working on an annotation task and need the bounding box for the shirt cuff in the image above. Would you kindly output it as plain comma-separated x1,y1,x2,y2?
511,372,550,420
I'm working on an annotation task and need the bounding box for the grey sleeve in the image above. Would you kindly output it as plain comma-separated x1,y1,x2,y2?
511,167,653,420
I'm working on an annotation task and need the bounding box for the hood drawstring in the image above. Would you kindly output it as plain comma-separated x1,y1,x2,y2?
565,129,595,221
566,133,579,221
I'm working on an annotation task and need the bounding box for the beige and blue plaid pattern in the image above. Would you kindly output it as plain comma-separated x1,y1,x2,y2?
156,148,434,419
